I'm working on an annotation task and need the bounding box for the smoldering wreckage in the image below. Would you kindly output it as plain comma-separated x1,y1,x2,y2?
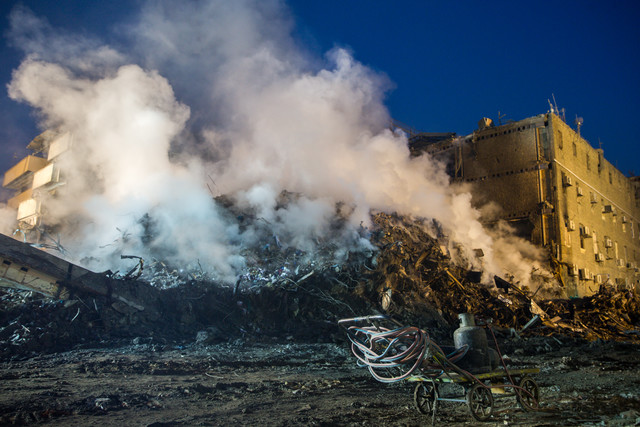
1,206,639,426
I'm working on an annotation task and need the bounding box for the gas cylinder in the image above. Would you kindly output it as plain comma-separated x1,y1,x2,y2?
453,313,496,373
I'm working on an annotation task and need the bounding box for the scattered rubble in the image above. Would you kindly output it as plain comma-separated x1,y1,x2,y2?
1,211,639,425
2,212,639,361
539,286,640,341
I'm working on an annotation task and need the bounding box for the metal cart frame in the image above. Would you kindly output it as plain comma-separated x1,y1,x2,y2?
338,315,540,423
408,367,540,422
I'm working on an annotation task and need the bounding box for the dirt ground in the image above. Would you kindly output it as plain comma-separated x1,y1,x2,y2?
1,337,639,426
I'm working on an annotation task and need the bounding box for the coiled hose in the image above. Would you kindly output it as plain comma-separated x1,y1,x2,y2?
343,320,469,383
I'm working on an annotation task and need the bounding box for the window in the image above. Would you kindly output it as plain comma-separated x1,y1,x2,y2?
556,131,563,149
572,142,577,156
586,154,590,170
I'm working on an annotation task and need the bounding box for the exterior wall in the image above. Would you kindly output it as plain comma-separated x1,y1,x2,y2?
422,115,551,245
548,115,640,296
413,113,640,297
464,116,551,245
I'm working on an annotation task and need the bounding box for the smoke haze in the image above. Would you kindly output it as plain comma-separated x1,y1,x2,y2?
6,0,550,287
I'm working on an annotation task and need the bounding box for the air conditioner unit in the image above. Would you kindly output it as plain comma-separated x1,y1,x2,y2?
595,274,603,284
604,238,613,248
578,268,590,280
568,265,579,277
562,175,573,187
581,226,591,237
567,220,576,231
595,253,605,262
576,186,584,196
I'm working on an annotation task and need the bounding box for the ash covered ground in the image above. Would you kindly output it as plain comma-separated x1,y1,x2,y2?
1,213,640,426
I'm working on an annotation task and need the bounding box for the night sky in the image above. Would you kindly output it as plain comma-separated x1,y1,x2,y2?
1,0,639,202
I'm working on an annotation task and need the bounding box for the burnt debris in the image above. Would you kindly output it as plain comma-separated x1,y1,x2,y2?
1,212,639,361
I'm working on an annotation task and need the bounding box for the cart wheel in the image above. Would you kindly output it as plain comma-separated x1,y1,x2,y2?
517,375,539,411
413,381,436,415
466,383,493,421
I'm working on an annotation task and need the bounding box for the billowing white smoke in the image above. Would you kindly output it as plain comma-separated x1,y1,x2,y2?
8,59,245,280
0,204,18,237
6,1,548,286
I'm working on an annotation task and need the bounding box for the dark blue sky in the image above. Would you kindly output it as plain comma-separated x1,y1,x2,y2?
1,0,639,200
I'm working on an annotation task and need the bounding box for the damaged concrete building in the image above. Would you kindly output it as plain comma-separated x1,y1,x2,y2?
2,131,70,240
411,113,640,297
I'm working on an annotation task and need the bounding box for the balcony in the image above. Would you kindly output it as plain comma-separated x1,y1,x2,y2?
32,163,59,190
7,189,33,209
47,133,71,161
2,156,49,190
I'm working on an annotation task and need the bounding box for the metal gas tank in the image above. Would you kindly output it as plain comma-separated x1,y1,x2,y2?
453,313,495,373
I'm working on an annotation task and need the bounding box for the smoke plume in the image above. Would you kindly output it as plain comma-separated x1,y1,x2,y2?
6,1,549,287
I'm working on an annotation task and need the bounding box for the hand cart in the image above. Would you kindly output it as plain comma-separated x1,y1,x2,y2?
338,314,540,423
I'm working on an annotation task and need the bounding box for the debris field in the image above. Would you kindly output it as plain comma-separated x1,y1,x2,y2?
1,212,639,425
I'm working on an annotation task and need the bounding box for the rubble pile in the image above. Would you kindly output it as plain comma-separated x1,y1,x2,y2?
182,211,640,344
355,213,537,332
359,212,640,342
0,290,101,359
539,286,640,341
1,211,639,361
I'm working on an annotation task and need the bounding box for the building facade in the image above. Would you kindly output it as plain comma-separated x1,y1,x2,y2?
412,113,640,297
2,131,70,240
